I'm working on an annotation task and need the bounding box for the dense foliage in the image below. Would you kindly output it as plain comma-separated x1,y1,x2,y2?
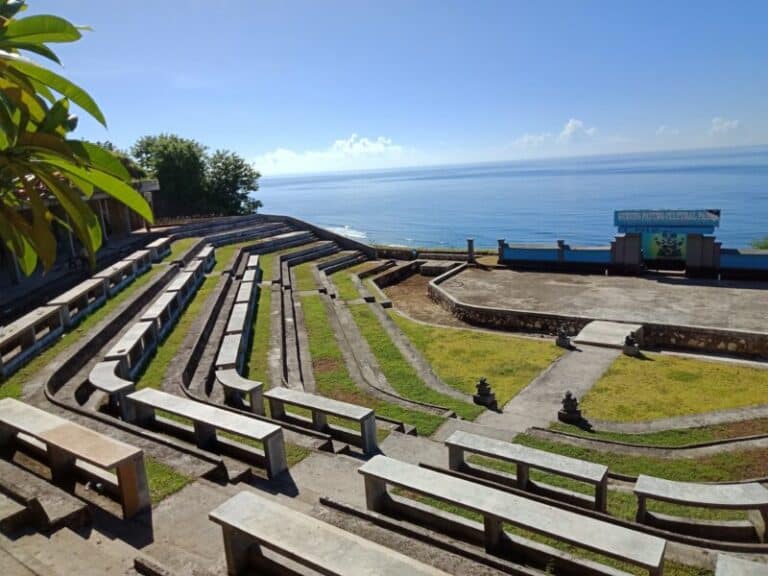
752,237,768,249
132,134,260,218
0,1,153,275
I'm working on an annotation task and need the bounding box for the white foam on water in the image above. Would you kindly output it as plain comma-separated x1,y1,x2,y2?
326,225,368,240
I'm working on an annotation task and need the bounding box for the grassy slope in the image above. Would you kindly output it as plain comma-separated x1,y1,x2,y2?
0,237,200,399
550,418,768,447
391,312,564,405
348,304,483,419
301,294,445,436
582,352,768,421
331,261,379,302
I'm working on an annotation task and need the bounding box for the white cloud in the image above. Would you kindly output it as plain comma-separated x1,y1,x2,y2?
557,118,596,143
656,125,679,137
511,132,552,149
710,117,739,134
254,134,406,174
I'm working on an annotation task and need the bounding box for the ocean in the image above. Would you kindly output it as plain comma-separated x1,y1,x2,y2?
257,147,768,249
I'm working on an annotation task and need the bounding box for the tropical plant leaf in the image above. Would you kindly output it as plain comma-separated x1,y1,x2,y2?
2,52,106,125
69,140,131,180
0,14,81,44
1,40,61,64
0,203,38,274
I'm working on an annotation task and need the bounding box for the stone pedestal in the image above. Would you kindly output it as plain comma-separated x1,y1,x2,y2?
467,238,475,264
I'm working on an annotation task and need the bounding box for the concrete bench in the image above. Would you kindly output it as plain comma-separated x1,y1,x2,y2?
146,236,172,261
265,387,377,455
715,554,768,575
359,456,666,576
215,369,264,415
124,388,286,478
0,306,64,378
634,475,768,541
235,281,257,306
104,320,158,380
48,277,108,327
195,244,216,272
245,254,260,270
141,291,182,341
94,259,137,295
0,398,149,518
165,271,197,305
183,257,206,288
209,491,449,576
242,268,257,283
123,249,152,274
446,430,609,512
225,302,252,335
88,360,136,420
216,333,246,372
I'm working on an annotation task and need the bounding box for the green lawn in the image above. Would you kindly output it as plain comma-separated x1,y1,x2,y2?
136,274,217,390
348,304,483,419
169,236,200,259
243,286,272,387
391,313,563,405
331,261,378,301
145,456,194,504
550,418,768,447
301,294,445,436
581,353,768,422
395,488,710,576
515,433,768,482
292,261,318,291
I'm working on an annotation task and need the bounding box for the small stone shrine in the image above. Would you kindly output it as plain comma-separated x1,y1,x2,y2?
623,331,641,357
473,377,498,411
556,326,571,349
558,390,582,424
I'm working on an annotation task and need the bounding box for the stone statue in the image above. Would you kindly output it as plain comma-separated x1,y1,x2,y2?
556,326,572,349
473,377,499,411
623,331,641,357
558,390,582,424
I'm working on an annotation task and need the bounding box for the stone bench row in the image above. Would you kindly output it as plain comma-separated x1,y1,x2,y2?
0,246,157,379
0,398,149,519
207,222,288,247
194,244,216,272
146,236,172,261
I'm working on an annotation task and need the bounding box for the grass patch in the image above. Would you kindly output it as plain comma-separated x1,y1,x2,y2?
301,294,445,436
582,353,768,422
550,418,768,447
169,237,200,259
515,433,768,481
0,259,170,398
393,488,710,576
137,275,217,390
292,261,318,291
145,457,194,504
391,312,563,405
348,304,483,419
243,286,272,387
331,261,378,301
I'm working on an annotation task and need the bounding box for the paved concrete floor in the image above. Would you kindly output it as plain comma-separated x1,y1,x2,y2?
442,268,768,331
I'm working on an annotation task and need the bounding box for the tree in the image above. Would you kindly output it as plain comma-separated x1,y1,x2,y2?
205,149,260,215
132,135,262,217
0,1,153,275
132,134,208,217
753,237,768,250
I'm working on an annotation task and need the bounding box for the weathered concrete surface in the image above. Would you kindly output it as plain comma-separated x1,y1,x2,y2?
443,268,768,332
574,320,643,348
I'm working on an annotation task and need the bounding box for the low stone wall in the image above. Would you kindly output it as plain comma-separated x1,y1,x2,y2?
428,264,768,358
643,323,768,359
261,214,377,259
373,261,424,289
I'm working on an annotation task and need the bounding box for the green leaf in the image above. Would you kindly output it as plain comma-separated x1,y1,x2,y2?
0,203,38,274
17,172,56,270
68,140,131,181
36,97,69,133
2,52,106,125
1,15,81,44
1,41,61,64
36,153,154,223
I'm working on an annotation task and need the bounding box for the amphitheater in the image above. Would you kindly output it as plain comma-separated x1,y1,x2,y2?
0,214,766,576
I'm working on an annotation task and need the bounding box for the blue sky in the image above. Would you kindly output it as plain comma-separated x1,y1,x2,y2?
32,1,768,174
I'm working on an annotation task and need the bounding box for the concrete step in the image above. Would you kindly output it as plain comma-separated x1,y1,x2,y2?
0,492,28,533
573,320,643,349
319,251,367,275
0,459,88,531
0,527,138,576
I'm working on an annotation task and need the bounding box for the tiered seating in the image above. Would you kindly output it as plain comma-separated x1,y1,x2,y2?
358,456,667,576
166,270,198,306
195,244,216,272
210,491,449,576
0,306,64,378
0,398,150,518
104,320,158,380
206,222,288,246
94,259,137,296
125,388,286,478
634,475,768,541
183,257,206,289
48,277,109,327
122,249,152,274
140,291,182,340
265,387,378,455
146,236,172,261
445,430,609,511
